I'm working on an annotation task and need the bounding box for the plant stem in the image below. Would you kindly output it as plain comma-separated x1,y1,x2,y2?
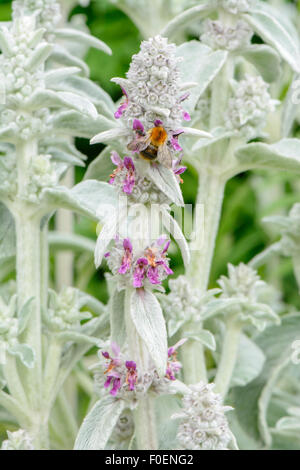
0,389,31,428
14,139,47,446
214,318,242,398
134,396,158,450
183,170,225,384
124,288,158,450
55,168,74,290
43,336,62,407
15,208,42,405
187,169,225,291
181,337,207,385
3,355,28,407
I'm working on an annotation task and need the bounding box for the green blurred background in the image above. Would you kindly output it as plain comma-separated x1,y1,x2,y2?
0,0,299,310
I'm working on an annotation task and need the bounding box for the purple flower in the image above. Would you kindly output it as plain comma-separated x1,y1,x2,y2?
144,237,173,285
109,151,123,185
133,258,148,288
109,152,136,195
125,361,138,391
166,339,187,381
101,343,138,396
102,343,123,396
147,265,161,285
123,157,135,194
170,129,184,152
104,373,122,396
133,119,145,134
182,110,191,121
118,238,133,274
114,87,129,119
172,157,186,184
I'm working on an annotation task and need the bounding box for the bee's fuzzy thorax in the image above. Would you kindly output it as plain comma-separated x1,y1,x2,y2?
150,126,168,147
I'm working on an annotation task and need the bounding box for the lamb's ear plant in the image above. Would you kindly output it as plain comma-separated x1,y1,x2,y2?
1,0,300,451
0,0,114,449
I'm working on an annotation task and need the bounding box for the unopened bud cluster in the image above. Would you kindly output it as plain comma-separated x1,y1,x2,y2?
12,0,61,32
45,287,90,332
159,276,204,335
218,263,280,330
226,75,277,138
201,19,252,51
0,18,45,106
174,382,232,450
24,154,58,203
0,296,18,349
278,204,300,256
0,152,17,198
1,430,34,450
118,35,188,132
219,0,257,14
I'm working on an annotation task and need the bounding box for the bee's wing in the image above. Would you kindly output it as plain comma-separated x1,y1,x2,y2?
127,135,150,153
157,143,173,169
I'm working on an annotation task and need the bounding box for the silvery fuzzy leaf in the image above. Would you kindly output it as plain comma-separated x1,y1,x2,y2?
0,125,16,143
74,396,125,450
25,42,53,70
25,89,98,119
44,67,81,87
84,146,115,182
262,215,291,231
8,344,35,369
0,203,16,261
90,127,129,145
42,139,87,161
240,45,281,83
110,289,126,349
41,180,117,220
249,242,282,270
191,127,234,153
182,127,212,138
27,28,47,49
52,110,115,138
231,334,265,388
275,416,300,432
201,298,243,320
94,218,118,269
56,331,101,346
185,328,216,351
281,76,299,138
239,302,280,331
168,318,185,338
147,165,184,207
161,207,190,268
47,147,85,167
161,3,213,39
50,45,90,76
50,75,115,116
0,29,14,55
130,289,167,377
18,297,34,335
49,232,95,257
167,379,190,396
177,41,228,114
235,139,300,174
55,28,112,56
233,314,300,446
243,9,300,73
0,365,6,390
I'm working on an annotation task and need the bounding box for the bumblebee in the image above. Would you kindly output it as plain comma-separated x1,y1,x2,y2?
127,125,173,169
